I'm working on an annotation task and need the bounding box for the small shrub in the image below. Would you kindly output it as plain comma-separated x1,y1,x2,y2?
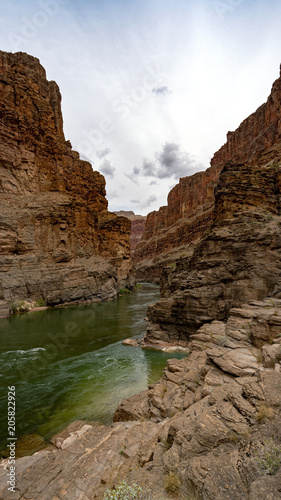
169,262,177,268
103,481,143,499
35,298,46,307
119,287,131,296
10,301,30,313
164,472,181,495
215,335,229,347
255,438,281,475
228,431,240,444
256,405,274,423
103,482,166,500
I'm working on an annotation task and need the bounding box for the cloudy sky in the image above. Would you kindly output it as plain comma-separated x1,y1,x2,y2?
0,0,281,215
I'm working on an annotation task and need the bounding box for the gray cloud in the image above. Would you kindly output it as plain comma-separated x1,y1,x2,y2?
131,194,157,210
152,86,171,95
156,142,190,179
96,148,111,159
100,159,116,178
125,165,141,184
127,142,201,182
142,159,155,177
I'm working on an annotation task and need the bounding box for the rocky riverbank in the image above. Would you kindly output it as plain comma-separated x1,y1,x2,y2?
1,297,281,499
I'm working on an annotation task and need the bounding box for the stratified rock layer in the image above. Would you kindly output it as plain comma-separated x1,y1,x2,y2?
134,65,281,282
113,211,147,250
1,298,281,499
0,51,133,317
145,67,281,343
133,166,219,282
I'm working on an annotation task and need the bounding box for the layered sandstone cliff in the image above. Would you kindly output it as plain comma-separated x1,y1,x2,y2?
113,211,146,250
145,66,281,345
133,166,220,281
1,59,281,500
0,51,133,318
134,65,281,282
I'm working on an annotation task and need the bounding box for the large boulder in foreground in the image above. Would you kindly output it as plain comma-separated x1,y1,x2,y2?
1,298,281,499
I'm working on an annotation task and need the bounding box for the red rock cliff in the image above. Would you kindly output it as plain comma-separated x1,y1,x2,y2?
145,66,281,345
0,51,133,317
113,211,147,250
134,65,281,282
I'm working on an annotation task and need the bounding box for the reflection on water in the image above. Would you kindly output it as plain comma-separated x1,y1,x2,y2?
0,284,186,455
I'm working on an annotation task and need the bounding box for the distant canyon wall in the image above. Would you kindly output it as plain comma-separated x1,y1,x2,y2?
0,51,133,318
133,65,281,282
113,211,147,251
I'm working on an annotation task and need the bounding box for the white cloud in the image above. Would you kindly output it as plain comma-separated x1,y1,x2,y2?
0,0,281,215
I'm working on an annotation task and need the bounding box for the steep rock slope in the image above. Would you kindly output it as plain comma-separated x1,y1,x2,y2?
113,211,147,250
0,51,133,317
144,67,281,344
133,166,220,282
134,65,281,282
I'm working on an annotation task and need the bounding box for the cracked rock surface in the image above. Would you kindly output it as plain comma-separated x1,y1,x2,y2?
1,299,281,499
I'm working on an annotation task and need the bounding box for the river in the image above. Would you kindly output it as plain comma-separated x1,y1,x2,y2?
0,283,186,456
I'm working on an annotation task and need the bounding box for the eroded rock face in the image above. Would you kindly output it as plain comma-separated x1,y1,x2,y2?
133,66,281,282
113,211,147,250
146,159,281,343
0,51,133,317
113,299,281,499
2,299,281,499
133,166,219,282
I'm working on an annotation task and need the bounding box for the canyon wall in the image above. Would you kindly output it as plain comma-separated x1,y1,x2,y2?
0,51,133,318
113,211,147,250
144,66,281,345
133,166,220,281
133,65,281,282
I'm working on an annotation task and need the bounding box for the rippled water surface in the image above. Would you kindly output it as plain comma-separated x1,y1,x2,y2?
0,284,186,455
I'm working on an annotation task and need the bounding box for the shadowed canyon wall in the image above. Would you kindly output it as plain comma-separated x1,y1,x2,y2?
142,66,281,345
133,65,281,283
0,51,133,318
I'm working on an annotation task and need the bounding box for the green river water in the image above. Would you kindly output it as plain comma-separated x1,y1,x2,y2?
0,283,186,456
